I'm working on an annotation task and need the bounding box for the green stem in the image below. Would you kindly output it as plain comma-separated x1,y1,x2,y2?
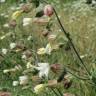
56,88,63,96
51,88,60,96
67,70,90,80
53,8,91,76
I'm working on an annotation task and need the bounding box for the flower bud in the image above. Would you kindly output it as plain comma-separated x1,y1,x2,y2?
42,30,49,37
50,64,61,73
63,93,75,96
0,92,11,96
48,80,57,87
9,20,17,28
21,4,31,13
63,74,72,89
44,5,54,17
48,34,57,41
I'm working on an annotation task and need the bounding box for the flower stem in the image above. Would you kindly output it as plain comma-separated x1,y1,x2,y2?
53,8,91,76
39,0,91,78
56,88,63,96
51,88,61,96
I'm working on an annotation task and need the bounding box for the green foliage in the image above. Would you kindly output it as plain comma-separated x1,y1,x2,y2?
0,0,96,96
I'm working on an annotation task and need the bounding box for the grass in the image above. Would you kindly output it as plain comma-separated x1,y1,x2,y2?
0,0,96,96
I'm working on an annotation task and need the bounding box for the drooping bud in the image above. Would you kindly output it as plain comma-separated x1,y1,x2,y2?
44,5,54,17
50,64,61,73
63,74,73,89
42,29,49,37
21,4,31,13
63,93,75,96
9,20,17,28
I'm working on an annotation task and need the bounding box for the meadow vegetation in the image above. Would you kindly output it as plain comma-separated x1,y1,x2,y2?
0,0,96,96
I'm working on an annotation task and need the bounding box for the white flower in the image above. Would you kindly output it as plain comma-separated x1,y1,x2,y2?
37,43,52,55
45,43,52,55
19,75,28,85
3,69,10,73
2,48,7,54
92,0,96,4
37,48,46,55
0,0,6,3
14,65,22,71
22,54,27,60
26,62,32,69
0,35,6,40
13,81,19,86
80,54,88,59
27,36,32,41
3,23,9,28
34,63,50,78
10,43,16,49
34,84,46,94
23,18,32,26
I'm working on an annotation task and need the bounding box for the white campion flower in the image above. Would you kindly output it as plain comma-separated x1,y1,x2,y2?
0,0,6,3
13,81,19,86
37,48,46,55
34,63,50,78
27,35,32,41
26,62,32,69
3,68,16,73
80,54,88,59
0,35,6,40
37,43,52,55
92,0,96,4
10,43,16,49
3,23,9,28
34,84,46,94
2,48,7,54
19,75,29,85
14,65,22,71
45,43,52,55
3,69,10,73
22,54,27,60
23,18,32,26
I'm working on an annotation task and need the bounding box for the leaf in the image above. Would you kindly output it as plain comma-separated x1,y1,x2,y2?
35,10,44,18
